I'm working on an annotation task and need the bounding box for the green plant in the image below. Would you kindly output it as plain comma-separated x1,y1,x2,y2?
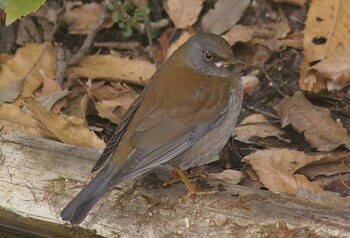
107,0,151,38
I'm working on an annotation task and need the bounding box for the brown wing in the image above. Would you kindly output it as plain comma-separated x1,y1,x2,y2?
91,95,143,172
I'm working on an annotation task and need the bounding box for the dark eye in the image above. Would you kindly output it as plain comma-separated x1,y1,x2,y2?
204,51,213,61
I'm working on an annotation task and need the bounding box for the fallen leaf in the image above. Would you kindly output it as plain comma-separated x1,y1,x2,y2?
64,2,113,34
25,97,105,149
94,99,122,124
66,55,156,86
0,42,56,104
233,114,288,144
297,152,350,179
201,0,250,34
244,149,324,194
304,51,350,91
0,79,24,105
299,0,350,92
0,103,40,136
37,91,71,111
164,0,204,29
274,92,350,151
207,170,243,184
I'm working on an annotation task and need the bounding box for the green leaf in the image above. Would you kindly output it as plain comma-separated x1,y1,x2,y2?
3,0,46,26
111,12,120,23
122,26,133,38
143,6,151,15
118,21,125,28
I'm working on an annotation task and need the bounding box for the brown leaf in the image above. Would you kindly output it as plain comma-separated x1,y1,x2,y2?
304,51,350,91
0,42,56,104
66,55,156,86
94,99,122,124
164,0,204,29
297,152,350,179
201,0,250,35
244,149,323,194
274,92,350,151
64,2,113,34
300,0,350,92
207,170,243,184
0,103,40,136
0,79,24,105
233,114,288,144
25,97,105,149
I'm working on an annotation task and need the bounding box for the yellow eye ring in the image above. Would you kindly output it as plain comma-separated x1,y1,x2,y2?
204,51,213,61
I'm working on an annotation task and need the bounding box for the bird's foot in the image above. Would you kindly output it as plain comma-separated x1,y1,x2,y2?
178,187,217,204
163,170,200,187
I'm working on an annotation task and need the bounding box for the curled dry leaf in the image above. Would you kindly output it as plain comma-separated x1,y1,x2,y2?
164,0,204,29
244,149,323,194
300,0,350,92
297,152,350,179
25,97,105,149
0,103,40,136
274,92,350,151
66,55,156,86
94,99,122,124
303,51,350,91
201,0,250,34
0,42,56,104
233,114,288,144
64,2,113,34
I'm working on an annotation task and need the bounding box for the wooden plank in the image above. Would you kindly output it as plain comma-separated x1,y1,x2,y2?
0,132,349,237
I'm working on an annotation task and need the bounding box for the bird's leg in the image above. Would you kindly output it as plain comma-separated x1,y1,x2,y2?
163,169,200,187
175,166,216,203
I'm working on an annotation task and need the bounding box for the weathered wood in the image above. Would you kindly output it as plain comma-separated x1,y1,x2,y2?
0,132,349,237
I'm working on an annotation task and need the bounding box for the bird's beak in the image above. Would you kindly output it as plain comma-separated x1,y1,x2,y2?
220,57,246,66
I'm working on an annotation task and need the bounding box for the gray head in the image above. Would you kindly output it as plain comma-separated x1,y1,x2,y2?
185,33,244,78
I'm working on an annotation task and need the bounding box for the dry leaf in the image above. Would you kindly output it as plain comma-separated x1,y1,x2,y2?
94,99,122,124
207,170,243,184
274,92,350,151
64,2,113,34
300,0,350,92
66,55,156,86
0,103,40,136
244,149,323,194
297,152,350,179
25,97,105,149
233,114,288,144
304,51,350,91
0,42,56,104
0,79,24,105
201,0,250,34
223,20,290,51
37,91,71,111
164,0,204,29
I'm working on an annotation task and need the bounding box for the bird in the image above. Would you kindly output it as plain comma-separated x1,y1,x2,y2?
61,33,244,225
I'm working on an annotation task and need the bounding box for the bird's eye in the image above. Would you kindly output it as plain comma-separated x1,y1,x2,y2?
204,51,213,61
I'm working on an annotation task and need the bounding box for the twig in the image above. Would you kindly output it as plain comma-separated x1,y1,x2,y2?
55,0,109,86
246,105,280,119
260,65,286,98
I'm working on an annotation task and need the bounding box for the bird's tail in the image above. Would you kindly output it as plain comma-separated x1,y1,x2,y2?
61,164,117,224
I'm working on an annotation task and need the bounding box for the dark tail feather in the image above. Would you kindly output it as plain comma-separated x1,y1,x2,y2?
61,164,117,224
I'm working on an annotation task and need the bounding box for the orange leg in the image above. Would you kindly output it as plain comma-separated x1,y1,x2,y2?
175,166,216,203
